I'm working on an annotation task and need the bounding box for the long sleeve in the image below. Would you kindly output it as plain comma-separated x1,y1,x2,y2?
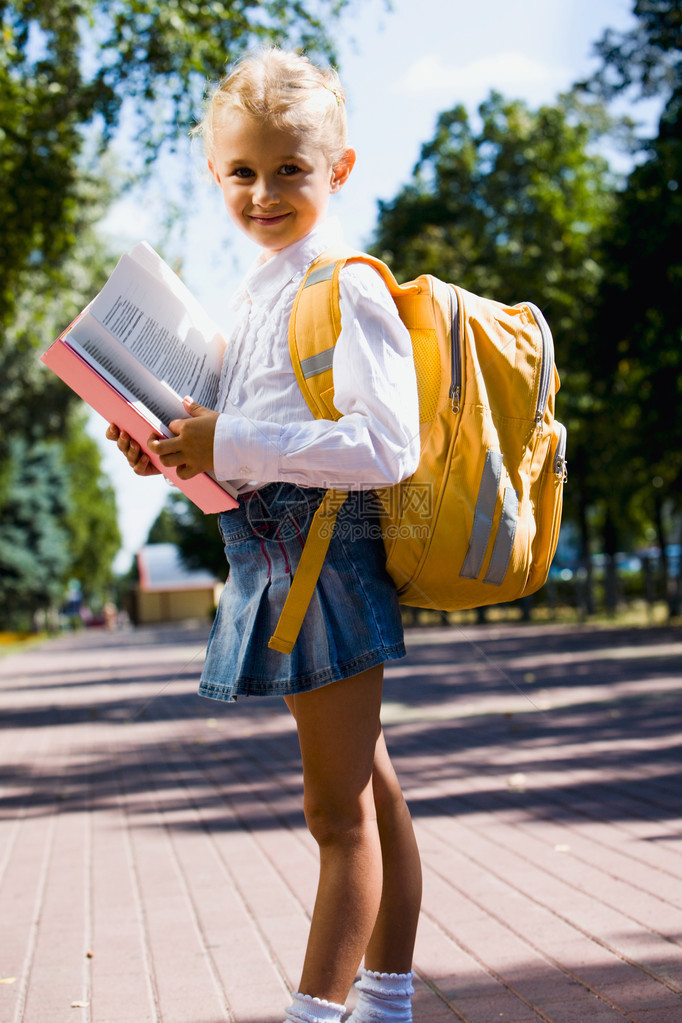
213,262,420,490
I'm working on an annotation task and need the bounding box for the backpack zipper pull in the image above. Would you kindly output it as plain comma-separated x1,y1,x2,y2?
450,384,461,414
449,286,461,414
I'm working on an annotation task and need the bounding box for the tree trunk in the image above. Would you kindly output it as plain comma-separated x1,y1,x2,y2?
578,490,594,618
603,510,619,617
653,495,677,620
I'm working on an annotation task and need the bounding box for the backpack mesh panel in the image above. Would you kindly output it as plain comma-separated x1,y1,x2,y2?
410,328,441,424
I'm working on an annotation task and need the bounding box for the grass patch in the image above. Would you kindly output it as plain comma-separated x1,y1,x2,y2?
401,599,675,629
0,632,49,657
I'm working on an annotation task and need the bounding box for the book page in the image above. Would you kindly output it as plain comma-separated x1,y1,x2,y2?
126,242,220,339
82,251,224,409
66,314,187,434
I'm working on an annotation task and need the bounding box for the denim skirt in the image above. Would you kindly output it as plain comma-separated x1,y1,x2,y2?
199,482,405,702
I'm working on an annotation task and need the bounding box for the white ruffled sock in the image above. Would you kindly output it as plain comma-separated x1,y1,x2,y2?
346,968,415,1022
284,991,346,1023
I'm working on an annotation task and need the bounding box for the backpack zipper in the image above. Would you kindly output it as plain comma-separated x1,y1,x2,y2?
554,422,568,481
526,302,554,429
448,286,461,413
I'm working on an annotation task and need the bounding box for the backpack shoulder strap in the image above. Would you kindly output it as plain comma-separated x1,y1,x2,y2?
269,249,420,657
289,247,419,421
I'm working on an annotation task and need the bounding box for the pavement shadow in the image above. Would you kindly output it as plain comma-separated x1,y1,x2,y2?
1,623,680,831
411,954,682,1020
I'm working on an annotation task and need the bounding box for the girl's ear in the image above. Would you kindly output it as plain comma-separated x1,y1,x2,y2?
208,158,221,185
330,148,356,192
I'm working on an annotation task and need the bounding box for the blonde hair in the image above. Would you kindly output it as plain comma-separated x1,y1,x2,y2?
195,48,349,165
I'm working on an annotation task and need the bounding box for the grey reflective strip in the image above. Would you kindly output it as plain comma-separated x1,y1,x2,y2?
484,486,518,585
460,451,503,579
301,346,335,379
304,264,336,288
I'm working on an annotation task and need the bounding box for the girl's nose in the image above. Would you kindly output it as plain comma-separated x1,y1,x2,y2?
252,176,279,207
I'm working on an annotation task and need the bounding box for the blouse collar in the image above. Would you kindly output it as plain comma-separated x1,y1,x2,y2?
235,218,344,308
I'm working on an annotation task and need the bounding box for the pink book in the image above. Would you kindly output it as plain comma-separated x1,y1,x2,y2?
40,242,238,515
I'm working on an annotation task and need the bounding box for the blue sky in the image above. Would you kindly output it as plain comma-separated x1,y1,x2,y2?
93,0,655,573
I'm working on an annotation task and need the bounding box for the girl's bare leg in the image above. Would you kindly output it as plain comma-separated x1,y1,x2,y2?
284,665,385,1004
284,664,423,1006
363,729,422,973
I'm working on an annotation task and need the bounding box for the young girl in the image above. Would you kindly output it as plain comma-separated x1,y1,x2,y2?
107,48,423,1023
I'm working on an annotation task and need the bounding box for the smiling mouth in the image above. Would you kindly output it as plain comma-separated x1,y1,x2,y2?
249,212,290,225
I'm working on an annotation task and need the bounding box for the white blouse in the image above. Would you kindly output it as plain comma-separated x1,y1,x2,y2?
213,219,420,492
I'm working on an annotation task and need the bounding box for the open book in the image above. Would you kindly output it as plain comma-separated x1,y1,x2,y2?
41,242,238,514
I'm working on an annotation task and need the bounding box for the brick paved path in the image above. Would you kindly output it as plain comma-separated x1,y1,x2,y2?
0,621,681,1023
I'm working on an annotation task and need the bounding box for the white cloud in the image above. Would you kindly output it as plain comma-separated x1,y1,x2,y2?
397,51,569,105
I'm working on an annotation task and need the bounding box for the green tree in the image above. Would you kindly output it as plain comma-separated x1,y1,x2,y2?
147,503,183,547
61,409,122,604
0,415,121,628
0,169,122,626
583,0,682,613
584,0,681,105
0,0,356,332
0,438,71,629
373,92,616,341
1,175,115,448
149,494,227,579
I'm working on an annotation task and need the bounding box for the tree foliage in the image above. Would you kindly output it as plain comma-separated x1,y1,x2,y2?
0,413,121,628
0,438,71,628
581,0,682,609
61,409,122,602
1,2,97,326
1,176,115,445
589,117,681,530
89,0,351,152
373,92,616,348
584,0,681,105
0,0,354,329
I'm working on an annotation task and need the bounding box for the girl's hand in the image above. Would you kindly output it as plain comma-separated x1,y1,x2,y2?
148,398,218,479
105,423,162,477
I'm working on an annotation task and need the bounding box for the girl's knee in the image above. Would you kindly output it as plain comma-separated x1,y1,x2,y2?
303,796,377,849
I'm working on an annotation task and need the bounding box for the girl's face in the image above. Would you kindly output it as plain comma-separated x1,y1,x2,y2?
209,111,355,258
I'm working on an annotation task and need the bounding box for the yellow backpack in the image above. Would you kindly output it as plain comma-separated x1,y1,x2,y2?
268,248,567,655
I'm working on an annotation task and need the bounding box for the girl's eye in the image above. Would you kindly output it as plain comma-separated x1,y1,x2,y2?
280,164,301,176
233,167,254,179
